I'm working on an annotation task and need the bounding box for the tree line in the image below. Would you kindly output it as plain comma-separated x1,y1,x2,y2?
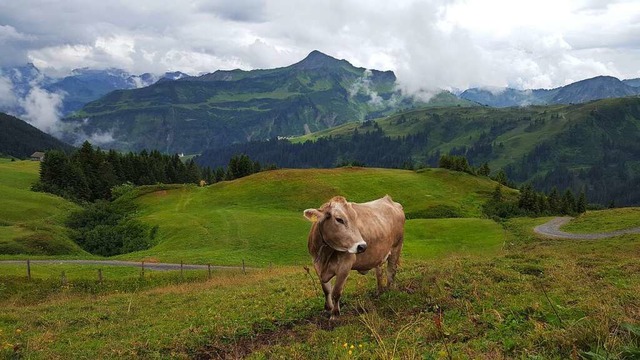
33,142,267,203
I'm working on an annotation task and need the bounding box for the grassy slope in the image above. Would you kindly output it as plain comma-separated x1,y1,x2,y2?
0,160,84,256
1,214,638,359
561,207,640,233
117,167,511,265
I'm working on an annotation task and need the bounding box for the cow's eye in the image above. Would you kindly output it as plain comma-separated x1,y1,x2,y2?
336,218,345,225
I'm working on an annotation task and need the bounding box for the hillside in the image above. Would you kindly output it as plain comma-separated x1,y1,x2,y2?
61,51,473,153
117,167,511,265
461,75,640,107
0,159,83,255
0,113,74,158
198,97,640,206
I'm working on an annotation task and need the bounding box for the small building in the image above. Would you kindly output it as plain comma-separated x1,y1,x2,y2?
30,151,45,161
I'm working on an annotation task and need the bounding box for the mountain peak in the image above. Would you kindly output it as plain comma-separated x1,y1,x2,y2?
293,50,348,70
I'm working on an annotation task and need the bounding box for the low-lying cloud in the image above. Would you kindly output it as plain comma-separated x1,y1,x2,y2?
18,87,64,135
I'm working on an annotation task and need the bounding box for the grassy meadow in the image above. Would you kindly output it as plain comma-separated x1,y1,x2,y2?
1,216,639,359
1,160,639,358
0,159,84,256
561,207,640,233
117,167,511,265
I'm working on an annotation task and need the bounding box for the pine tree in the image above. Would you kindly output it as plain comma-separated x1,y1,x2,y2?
576,191,587,214
494,169,508,185
478,162,491,176
547,187,561,214
561,189,576,215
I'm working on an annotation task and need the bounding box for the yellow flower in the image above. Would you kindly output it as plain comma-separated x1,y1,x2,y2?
15,329,22,334
350,344,354,349
348,350,352,355
343,343,347,348
359,344,363,348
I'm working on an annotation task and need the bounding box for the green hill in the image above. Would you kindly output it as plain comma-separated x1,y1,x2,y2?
62,51,473,153
199,97,640,206
0,159,83,255
0,113,74,158
115,167,512,265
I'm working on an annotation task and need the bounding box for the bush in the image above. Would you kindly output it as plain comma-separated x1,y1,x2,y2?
67,197,154,257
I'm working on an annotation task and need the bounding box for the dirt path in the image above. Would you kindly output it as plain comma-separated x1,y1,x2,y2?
0,259,247,271
533,216,640,239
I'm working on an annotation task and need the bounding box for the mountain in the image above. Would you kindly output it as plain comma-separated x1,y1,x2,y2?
60,51,473,153
44,68,192,115
461,76,640,107
197,96,640,206
623,78,640,88
0,64,192,117
0,112,74,158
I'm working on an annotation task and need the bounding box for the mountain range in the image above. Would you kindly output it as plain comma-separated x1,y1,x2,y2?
60,51,471,153
461,75,640,107
0,63,190,117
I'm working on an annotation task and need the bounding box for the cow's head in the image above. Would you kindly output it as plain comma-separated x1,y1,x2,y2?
303,196,368,254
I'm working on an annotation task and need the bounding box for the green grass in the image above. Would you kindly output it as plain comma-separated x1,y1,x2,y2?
115,167,510,266
561,207,640,233
2,214,638,359
0,160,84,256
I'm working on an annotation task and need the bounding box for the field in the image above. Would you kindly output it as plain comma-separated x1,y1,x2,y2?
561,208,640,233
1,216,639,359
116,167,512,266
1,161,639,358
0,159,84,256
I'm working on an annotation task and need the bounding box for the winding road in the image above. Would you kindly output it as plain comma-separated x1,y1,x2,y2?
533,216,640,239
0,259,247,271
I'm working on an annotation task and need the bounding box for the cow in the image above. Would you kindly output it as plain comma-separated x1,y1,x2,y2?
303,195,405,320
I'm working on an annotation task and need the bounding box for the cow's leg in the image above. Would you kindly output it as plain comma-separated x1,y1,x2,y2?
330,270,350,320
314,262,335,313
375,265,385,295
386,240,403,288
321,281,334,312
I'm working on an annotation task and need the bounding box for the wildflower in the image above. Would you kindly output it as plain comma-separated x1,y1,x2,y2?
348,350,352,355
15,329,22,334
350,344,354,349
343,343,348,348
359,344,363,348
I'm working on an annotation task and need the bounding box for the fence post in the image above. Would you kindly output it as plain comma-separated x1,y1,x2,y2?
208,264,212,280
180,260,184,279
61,271,67,286
141,261,145,278
98,269,103,283
242,259,246,275
26,259,31,280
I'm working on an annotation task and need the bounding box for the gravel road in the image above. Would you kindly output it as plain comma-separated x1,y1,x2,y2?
533,216,640,239
0,259,246,271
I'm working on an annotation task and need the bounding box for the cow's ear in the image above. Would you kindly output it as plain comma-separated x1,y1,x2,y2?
303,209,323,222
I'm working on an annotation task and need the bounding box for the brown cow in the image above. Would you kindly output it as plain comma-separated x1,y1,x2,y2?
303,195,405,319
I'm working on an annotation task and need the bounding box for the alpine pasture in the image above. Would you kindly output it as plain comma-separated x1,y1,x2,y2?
1,160,639,359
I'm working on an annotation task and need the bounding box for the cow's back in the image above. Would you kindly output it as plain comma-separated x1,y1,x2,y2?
351,196,404,271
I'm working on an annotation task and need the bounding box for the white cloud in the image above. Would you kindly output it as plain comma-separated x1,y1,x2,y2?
0,0,639,92
0,75,18,108
18,87,64,135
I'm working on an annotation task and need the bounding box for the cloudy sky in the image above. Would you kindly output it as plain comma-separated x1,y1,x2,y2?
1,0,639,92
